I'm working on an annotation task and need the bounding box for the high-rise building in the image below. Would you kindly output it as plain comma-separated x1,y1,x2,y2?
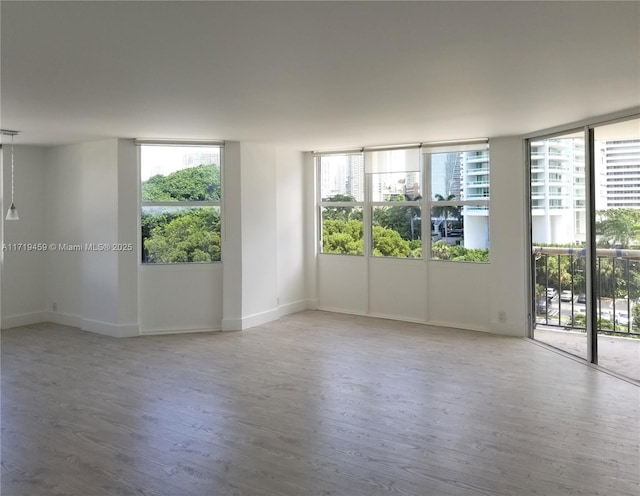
530,138,585,244
346,154,365,200
183,152,219,167
602,139,640,208
461,150,490,249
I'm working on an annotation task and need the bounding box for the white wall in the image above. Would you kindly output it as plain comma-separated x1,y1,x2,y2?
222,142,242,329
276,147,306,314
427,261,491,331
116,140,140,327
318,255,368,314
42,139,139,336
44,144,84,327
487,136,528,336
222,142,306,330
1,146,48,328
139,264,223,333
240,143,279,323
370,258,427,322
304,152,318,308
81,140,120,331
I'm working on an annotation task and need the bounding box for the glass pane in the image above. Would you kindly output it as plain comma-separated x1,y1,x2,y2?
430,152,463,201
594,117,640,381
141,206,221,263
530,132,587,359
429,150,489,202
320,154,364,202
371,171,422,202
141,145,221,201
321,206,363,255
372,206,422,258
464,150,491,201
430,208,489,262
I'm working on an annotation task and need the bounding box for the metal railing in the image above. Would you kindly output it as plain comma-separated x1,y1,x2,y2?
533,246,640,337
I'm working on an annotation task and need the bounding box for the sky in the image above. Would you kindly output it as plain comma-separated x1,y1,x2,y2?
140,145,220,181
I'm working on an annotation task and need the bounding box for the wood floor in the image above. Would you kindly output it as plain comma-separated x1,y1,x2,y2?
2,311,638,496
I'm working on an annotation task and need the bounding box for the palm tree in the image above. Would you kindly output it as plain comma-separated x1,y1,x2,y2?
432,194,461,238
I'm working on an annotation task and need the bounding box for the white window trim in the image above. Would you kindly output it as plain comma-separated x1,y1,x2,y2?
138,142,224,265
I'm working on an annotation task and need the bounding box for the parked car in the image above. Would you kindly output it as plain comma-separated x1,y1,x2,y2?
616,311,629,326
560,290,573,302
546,288,557,300
577,293,586,304
599,310,613,322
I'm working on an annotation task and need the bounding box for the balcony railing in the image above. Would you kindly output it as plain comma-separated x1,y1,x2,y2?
533,246,640,338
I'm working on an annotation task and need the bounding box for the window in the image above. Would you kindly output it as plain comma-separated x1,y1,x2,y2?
139,143,222,264
317,141,490,263
318,153,364,255
425,144,490,262
367,148,422,258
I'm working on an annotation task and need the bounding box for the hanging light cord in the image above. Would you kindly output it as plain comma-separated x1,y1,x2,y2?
10,135,15,204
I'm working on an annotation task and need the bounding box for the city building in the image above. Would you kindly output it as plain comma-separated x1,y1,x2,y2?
603,139,640,208
530,138,586,244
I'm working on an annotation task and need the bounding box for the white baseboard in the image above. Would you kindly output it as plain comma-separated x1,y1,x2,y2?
239,307,281,330
315,306,497,335
318,307,426,325
222,300,309,331
140,326,221,336
1,311,48,329
82,319,139,338
426,319,492,334
368,311,427,325
278,299,307,318
43,311,83,328
316,305,368,318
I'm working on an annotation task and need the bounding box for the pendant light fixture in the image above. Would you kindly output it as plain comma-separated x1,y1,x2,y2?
1,129,19,221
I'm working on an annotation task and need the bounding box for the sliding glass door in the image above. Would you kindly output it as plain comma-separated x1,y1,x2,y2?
530,132,588,359
592,119,640,380
530,116,640,382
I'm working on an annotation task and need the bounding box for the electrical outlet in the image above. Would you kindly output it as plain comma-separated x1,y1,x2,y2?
52,302,58,312
498,311,506,323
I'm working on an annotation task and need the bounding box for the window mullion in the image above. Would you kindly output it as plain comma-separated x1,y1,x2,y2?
364,171,372,257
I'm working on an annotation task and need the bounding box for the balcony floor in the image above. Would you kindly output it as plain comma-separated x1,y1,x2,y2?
534,326,640,382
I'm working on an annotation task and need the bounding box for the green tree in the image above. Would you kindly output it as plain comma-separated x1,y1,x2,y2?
141,164,221,263
373,194,422,242
322,219,364,255
142,164,220,202
535,254,573,292
145,208,221,263
596,208,640,248
633,304,640,330
431,240,489,262
372,225,412,258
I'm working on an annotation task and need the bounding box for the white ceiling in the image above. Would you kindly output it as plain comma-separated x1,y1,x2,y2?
1,1,639,150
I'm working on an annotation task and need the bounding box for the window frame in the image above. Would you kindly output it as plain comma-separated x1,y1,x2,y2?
424,144,490,262
317,152,365,256
316,141,490,263
367,148,424,259
138,141,224,265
